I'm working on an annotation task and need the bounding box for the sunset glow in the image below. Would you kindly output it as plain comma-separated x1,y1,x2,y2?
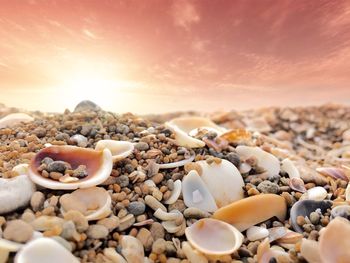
0,0,350,113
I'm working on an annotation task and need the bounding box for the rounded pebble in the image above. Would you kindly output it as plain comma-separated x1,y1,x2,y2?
128,201,146,216
3,219,33,243
87,225,109,239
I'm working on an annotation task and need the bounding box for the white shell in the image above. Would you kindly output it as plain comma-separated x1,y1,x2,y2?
164,180,182,205
0,175,36,215
236,146,280,178
0,113,33,129
154,209,183,221
28,146,113,190
346,183,350,202
196,159,244,207
158,154,195,169
165,117,226,148
246,226,269,241
12,164,29,176
300,187,327,201
182,241,208,263
162,220,183,233
60,187,112,221
120,235,144,263
281,158,300,179
95,140,134,162
14,238,79,263
185,218,243,256
182,170,218,212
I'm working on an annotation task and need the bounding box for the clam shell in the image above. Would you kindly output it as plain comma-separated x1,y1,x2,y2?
0,113,33,129
246,226,269,241
165,117,226,148
185,218,243,256
290,200,332,233
330,205,350,220
319,217,350,262
196,159,244,207
300,186,327,201
120,235,144,263
0,175,36,215
14,238,79,263
316,167,349,182
164,180,182,205
289,177,306,193
60,187,111,221
236,146,280,179
213,194,287,232
95,140,134,162
28,146,113,190
182,170,218,212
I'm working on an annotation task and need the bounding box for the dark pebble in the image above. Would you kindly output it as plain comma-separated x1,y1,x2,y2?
128,201,146,216
135,142,149,151
74,100,101,112
47,161,70,173
226,152,241,167
115,175,129,187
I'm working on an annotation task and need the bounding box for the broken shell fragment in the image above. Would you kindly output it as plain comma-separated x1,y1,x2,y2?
196,159,244,207
165,117,226,148
281,158,300,179
316,167,349,182
246,226,269,242
346,182,350,201
0,113,33,129
213,194,287,232
120,235,145,263
219,129,252,144
28,146,113,190
185,218,243,256
0,175,36,215
157,154,195,169
95,140,134,162
236,146,280,179
182,241,208,263
290,200,332,233
330,205,350,220
319,217,350,262
164,180,182,205
14,237,79,263
182,170,218,213
300,186,327,201
153,209,183,222
60,187,111,221
289,177,306,193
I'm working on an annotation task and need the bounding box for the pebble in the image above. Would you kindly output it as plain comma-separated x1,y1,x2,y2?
51,236,73,252
128,201,146,216
63,210,89,232
296,216,306,226
136,228,154,251
309,212,320,225
30,191,45,212
152,238,166,254
47,161,69,173
74,100,101,112
226,152,241,167
257,181,280,194
118,214,135,231
145,195,166,212
115,175,129,187
97,216,120,231
183,207,210,219
135,142,150,151
246,226,269,241
3,219,33,243
150,222,165,240
87,225,109,239
61,221,79,241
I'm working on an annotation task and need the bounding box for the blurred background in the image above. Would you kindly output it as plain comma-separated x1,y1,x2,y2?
0,0,349,114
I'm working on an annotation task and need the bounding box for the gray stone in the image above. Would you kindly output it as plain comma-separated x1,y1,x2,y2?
115,175,129,187
74,100,101,112
47,161,70,173
135,142,149,151
257,181,279,194
128,201,146,216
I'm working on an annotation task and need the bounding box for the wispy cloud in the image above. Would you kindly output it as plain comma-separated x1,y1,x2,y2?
171,0,200,30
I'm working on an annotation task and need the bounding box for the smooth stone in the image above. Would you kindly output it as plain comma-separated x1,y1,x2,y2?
74,100,101,112
128,202,146,216
257,181,279,194
3,220,33,243
87,225,109,239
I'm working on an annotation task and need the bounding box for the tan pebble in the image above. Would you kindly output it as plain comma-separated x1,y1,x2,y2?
115,192,127,202
184,163,202,175
141,184,149,195
21,210,36,223
145,195,166,211
129,227,138,237
97,216,120,231
118,209,128,218
3,220,33,243
61,221,80,241
297,216,306,226
149,253,158,261
30,191,45,212
183,207,210,219
49,172,63,180
136,214,147,222
160,186,168,193
43,225,62,237
59,194,87,214
134,186,142,195
281,192,293,207
122,199,130,207
152,238,166,254
294,192,303,200
163,191,171,201
118,214,135,231
87,225,109,239
113,184,121,193
150,222,165,240
168,200,186,213
152,173,164,184
152,188,163,201
158,254,167,263
136,228,154,251
42,206,55,216
48,195,59,207
63,210,89,232
167,258,181,263
0,216,6,226
247,188,260,196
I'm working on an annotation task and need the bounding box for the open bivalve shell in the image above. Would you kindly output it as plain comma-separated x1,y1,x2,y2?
213,194,287,232
165,117,226,148
185,218,243,256
28,146,113,190
14,237,79,263
95,140,134,162
0,113,33,129
60,187,111,221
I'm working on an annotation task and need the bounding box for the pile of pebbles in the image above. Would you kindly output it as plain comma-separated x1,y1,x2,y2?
1,101,350,262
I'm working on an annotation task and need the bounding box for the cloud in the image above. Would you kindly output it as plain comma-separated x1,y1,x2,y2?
172,0,200,30
82,29,97,39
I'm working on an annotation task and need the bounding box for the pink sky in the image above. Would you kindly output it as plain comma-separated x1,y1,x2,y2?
0,0,349,113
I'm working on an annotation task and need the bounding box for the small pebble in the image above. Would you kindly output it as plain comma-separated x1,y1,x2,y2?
87,225,109,239
30,191,45,212
257,181,279,194
128,201,146,216
152,238,166,254
3,220,33,243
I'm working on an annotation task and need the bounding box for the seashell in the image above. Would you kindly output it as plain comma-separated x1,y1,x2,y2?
276,230,303,244
0,175,36,215
14,237,79,263
236,146,280,179
185,218,243,256
60,187,111,221
246,226,269,242
95,140,134,162
182,170,218,212
257,238,292,263
267,227,288,243
316,167,349,182
281,158,300,179
183,207,211,219
0,113,33,129
144,195,166,212
12,164,29,176
196,159,244,207
300,239,321,263
165,117,226,148
219,128,252,144
300,186,327,201
164,180,182,204
157,154,195,169
162,220,183,234
70,134,88,147
120,235,144,263
319,217,350,262
182,241,208,263
330,205,350,220
28,145,113,190
153,209,183,222
104,248,127,263
213,194,287,232
290,200,332,233
345,182,350,202
289,177,306,193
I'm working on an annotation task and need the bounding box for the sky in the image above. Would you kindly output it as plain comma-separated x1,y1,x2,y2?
0,0,350,114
